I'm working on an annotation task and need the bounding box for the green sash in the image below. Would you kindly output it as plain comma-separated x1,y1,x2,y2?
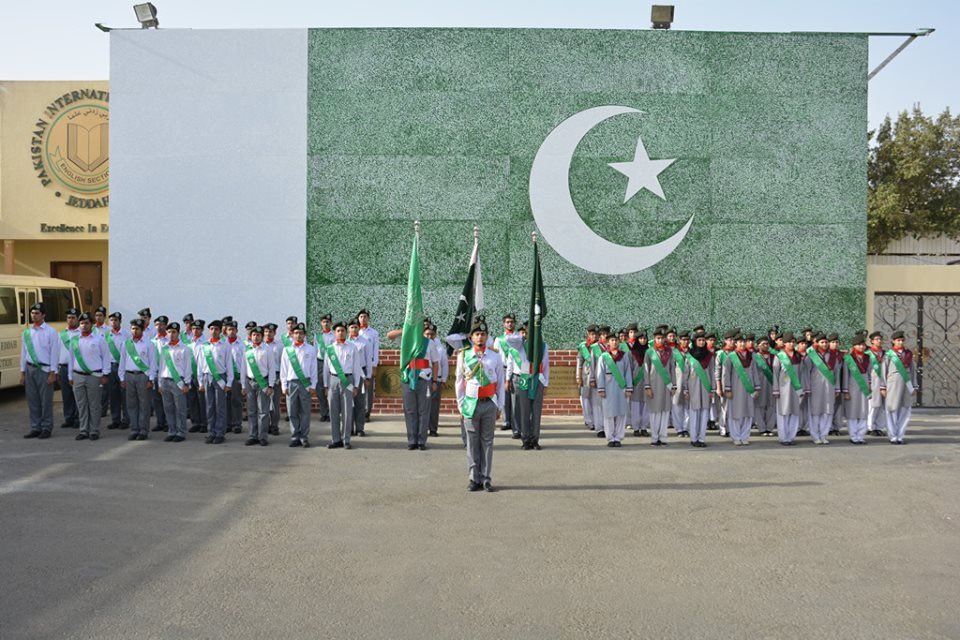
245,346,269,390
314,333,326,359
807,350,836,386
648,350,672,387
105,332,121,363
600,352,628,390
181,333,200,379
717,350,729,366
753,352,773,384
325,344,350,388
281,333,293,348
776,351,803,392
728,353,756,395
59,329,72,349
844,353,871,398
70,335,93,374
22,327,42,367
632,359,644,386
672,348,687,373
229,340,241,379
161,345,184,386
498,334,521,366
284,343,311,387
201,343,224,385
686,354,712,392
577,341,590,360
124,339,150,373
867,350,882,378
885,349,912,384
460,349,491,419
590,343,602,360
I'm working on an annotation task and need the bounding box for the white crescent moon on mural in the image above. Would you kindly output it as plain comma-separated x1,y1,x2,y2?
529,105,694,275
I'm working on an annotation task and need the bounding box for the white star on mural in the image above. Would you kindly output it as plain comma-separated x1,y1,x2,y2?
608,136,676,202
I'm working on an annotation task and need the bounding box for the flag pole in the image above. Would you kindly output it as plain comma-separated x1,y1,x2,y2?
414,219,421,238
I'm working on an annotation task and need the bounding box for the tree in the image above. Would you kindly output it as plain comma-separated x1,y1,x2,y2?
868,106,960,254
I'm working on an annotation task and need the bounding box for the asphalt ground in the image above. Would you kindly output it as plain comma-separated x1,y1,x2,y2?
1,387,958,640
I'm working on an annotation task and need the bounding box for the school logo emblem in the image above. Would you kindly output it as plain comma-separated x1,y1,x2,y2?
529,105,693,275
30,89,110,209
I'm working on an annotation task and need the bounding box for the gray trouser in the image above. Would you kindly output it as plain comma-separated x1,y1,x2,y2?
187,380,206,426
74,372,103,436
514,378,545,444
246,380,271,440
106,362,128,426
152,381,167,428
429,382,443,433
316,363,330,418
402,380,430,446
227,377,243,428
269,381,281,428
328,378,352,444
502,376,513,428
366,375,376,416
161,378,188,437
353,380,367,434
59,363,78,426
287,380,312,441
465,398,496,484
26,364,54,433
125,371,152,434
203,373,228,437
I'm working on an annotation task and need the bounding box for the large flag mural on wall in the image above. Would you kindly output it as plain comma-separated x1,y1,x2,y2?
111,29,867,346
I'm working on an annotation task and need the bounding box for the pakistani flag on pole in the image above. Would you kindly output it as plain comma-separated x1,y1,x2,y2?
526,237,547,400
399,228,424,390
447,232,485,354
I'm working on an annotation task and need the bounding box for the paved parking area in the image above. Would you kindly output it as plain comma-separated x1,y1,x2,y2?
1,387,958,640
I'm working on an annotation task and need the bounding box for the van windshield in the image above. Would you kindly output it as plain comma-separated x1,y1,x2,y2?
41,288,75,322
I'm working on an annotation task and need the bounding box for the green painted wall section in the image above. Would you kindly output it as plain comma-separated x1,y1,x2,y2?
307,28,867,346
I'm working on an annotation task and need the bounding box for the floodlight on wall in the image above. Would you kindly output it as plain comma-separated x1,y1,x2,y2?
133,3,159,29
651,5,674,30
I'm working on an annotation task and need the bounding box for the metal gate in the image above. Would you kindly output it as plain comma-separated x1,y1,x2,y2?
873,293,960,407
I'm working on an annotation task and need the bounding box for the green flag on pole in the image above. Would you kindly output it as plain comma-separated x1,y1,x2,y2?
526,236,547,400
399,225,424,389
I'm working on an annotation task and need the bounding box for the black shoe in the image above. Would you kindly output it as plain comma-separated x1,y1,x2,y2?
59,422,71,429
151,425,164,432
89,434,100,441
511,433,521,439
650,441,658,446
408,444,418,450
188,425,201,433
365,412,371,421
119,423,130,430
468,481,482,492
640,429,649,437
107,423,119,430
428,431,438,437
483,481,495,493
614,441,622,448
200,427,209,434
327,441,344,449
172,436,185,442
607,441,615,447
259,439,268,446
38,431,51,439
522,443,531,450
344,443,352,450
245,437,258,446
212,436,224,444
137,433,148,441
320,416,330,422
358,431,366,437
301,439,311,448
128,433,139,441
284,416,290,422
164,435,175,442
290,439,303,447
417,444,426,450
596,431,605,438
633,430,641,437
205,436,215,444
268,427,279,435
233,427,243,434
533,442,542,450
499,426,510,431
24,431,41,439
797,429,809,436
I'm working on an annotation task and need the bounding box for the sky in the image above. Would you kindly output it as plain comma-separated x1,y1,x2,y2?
0,0,956,129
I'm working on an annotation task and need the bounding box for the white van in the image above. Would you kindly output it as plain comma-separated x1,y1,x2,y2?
0,275,83,389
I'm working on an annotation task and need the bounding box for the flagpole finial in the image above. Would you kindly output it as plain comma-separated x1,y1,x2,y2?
532,230,538,244
414,220,421,237
473,225,480,241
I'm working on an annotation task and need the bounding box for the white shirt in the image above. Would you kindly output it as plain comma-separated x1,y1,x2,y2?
280,341,319,391
494,331,524,370
323,340,362,389
358,324,380,366
20,322,60,374
225,337,248,388
118,335,158,382
349,334,373,378
243,342,276,387
158,340,193,387
263,339,283,382
66,331,112,381
194,338,235,387
432,337,449,382
455,346,506,412
103,327,131,364
58,326,80,365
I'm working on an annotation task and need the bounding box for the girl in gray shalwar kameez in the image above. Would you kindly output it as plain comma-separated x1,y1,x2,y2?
596,335,633,447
